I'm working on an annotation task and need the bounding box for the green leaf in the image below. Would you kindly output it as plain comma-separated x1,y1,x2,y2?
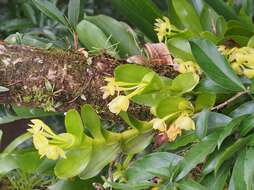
155,96,191,118
3,132,32,154
122,132,153,154
176,131,220,181
247,35,254,48
86,15,141,57
125,152,182,184
112,0,162,41
217,115,246,148
195,93,216,111
230,101,254,117
0,86,9,92
201,161,230,190
65,109,84,144
21,3,37,25
114,64,152,83
68,0,80,28
177,179,206,190
77,20,115,54
0,18,33,32
239,115,254,136
32,0,68,27
54,146,92,179
202,0,239,20
190,38,245,91
0,105,60,124
215,135,253,174
228,149,247,190
196,78,231,94
196,108,209,139
170,72,199,94
172,0,203,34
161,132,198,151
81,105,104,140
49,178,96,190
166,38,194,61
244,147,254,190
79,142,120,180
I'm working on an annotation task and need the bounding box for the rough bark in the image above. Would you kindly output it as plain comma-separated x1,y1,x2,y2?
0,42,177,120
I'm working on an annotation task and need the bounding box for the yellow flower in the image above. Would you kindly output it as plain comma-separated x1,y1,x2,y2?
174,114,195,131
151,118,167,132
28,119,70,160
174,58,201,75
166,124,182,142
46,145,66,160
101,77,118,99
154,16,172,42
108,95,130,114
243,68,254,78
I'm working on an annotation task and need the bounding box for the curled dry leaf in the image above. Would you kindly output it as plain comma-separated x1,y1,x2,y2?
145,43,174,65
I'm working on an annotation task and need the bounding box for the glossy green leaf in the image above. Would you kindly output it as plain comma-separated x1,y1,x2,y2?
166,38,194,61
172,0,202,34
215,135,253,174
190,38,245,91
112,0,162,41
55,146,92,179
125,152,182,184
161,132,198,151
86,15,140,57
49,178,95,190
171,72,199,94
228,150,246,190
230,101,254,117
239,115,254,136
177,179,206,190
0,104,60,124
217,116,246,148
32,0,68,27
79,142,120,180
3,132,32,154
196,78,231,94
81,105,104,140
122,132,153,154
77,20,115,54
21,3,37,25
201,161,230,190
176,131,220,181
203,0,238,20
114,64,152,83
155,96,191,118
65,109,84,144
195,93,216,111
196,108,209,139
68,0,80,28
247,35,254,48
244,147,254,190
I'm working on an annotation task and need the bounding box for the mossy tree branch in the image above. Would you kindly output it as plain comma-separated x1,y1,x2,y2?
0,42,176,120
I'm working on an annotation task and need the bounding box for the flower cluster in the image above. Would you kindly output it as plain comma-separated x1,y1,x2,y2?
151,113,195,142
28,119,75,160
154,16,181,42
219,46,254,78
101,77,146,114
174,58,202,75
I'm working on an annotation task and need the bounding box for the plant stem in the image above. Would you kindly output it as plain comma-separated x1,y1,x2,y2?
73,31,78,50
211,91,248,111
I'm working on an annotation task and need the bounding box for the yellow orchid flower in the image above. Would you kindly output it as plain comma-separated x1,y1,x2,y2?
151,118,167,132
174,58,201,75
108,95,130,114
101,77,118,99
166,124,182,142
27,119,74,160
174,114,195,131
154,16,172,42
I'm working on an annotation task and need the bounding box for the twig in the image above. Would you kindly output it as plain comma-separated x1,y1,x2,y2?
211,91,248,111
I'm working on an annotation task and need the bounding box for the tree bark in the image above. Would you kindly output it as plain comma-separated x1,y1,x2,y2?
0,42,176,120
